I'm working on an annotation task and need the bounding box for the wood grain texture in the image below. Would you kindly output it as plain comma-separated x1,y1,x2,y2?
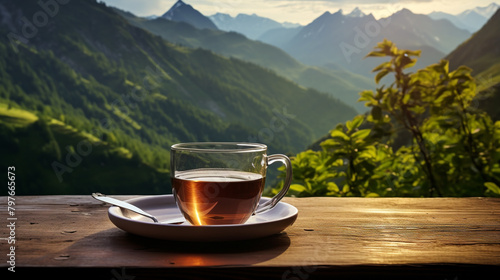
1,196,499,278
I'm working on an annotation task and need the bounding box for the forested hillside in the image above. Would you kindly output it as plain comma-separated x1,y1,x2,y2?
0,0,356,194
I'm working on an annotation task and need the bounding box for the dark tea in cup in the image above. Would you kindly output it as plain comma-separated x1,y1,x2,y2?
172,169,265,225
170,142,292,226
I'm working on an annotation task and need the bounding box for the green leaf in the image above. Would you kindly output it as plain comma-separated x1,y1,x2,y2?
375,69,390,84
346,116,364,132
365,50,386,57
451,65,472,77
345,119,353,131
396,54,415,69
359,90,374,99
290,184,308,193
320,139,342,149
351,115,365,130
402,58,417,70
377,159,393,171
405,50,422,57
365,192,380,197
485,182,500,195
352,129,371,140
342,184,350,193
410,105,426,114
330,129,350,141
430,59,449,74
372,61,392,72
327,182,339,192
359,90,376,105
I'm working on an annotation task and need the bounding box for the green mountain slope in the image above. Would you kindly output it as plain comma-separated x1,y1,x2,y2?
116,9,373,113
0,103,169,194
0,0,357,194
447,8,500,76
446,8,500,120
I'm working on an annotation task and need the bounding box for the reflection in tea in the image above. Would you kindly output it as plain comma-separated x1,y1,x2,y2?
172,169,265,225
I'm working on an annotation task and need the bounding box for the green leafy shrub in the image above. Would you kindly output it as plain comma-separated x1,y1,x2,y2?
275,40,500,197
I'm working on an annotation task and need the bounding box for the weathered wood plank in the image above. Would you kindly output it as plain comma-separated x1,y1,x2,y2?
0,196,499,277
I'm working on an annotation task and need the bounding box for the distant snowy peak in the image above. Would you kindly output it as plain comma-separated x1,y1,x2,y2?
469,2,499,18
347,7,366,18
210,13,285,26
161,0,218,30
209,12,299,39
210,12,232,22
162,0,186,20
172,0,184,10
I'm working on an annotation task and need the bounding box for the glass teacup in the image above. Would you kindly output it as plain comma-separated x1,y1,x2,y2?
170,142,292,226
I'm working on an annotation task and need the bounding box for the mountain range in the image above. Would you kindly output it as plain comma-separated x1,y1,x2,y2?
169,2,497,80
127,0,494,109
144,3,499,39
429,3,499,32
260,8,471,77
135,1,494,81
116,7,373,113
0,0,357,194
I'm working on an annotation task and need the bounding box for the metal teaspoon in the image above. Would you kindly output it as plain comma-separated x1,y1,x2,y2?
91,193,184,224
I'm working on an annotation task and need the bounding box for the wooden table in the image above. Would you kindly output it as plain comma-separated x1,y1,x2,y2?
1,196,499,279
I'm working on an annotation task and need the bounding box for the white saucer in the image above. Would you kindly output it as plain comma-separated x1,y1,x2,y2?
108,195,298,242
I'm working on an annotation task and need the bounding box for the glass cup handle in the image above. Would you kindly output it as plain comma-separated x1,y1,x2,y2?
255,154,292,214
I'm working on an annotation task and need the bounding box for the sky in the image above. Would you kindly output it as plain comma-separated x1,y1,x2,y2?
99,0,500,25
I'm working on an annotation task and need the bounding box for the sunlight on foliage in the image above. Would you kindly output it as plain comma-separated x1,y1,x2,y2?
275,40,500,197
